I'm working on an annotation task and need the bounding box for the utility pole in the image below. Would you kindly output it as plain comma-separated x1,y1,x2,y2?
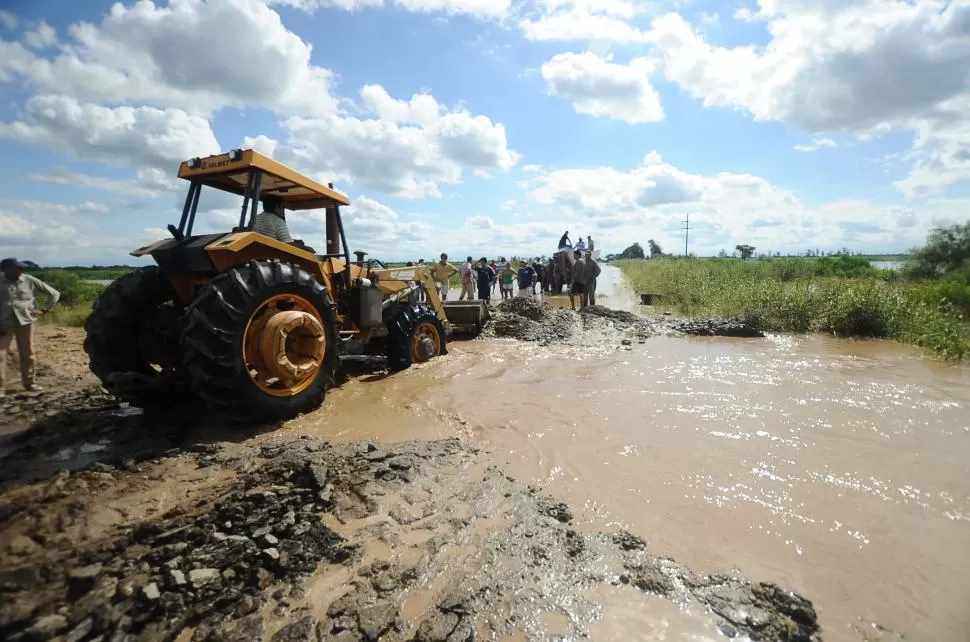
682,211,692,257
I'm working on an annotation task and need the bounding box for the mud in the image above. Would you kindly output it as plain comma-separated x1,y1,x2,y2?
484,297,762,345
0,429,820,641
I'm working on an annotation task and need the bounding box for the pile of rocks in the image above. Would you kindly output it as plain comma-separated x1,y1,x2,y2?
579,305,764,338
484,297,579,344
667,318,765,337
0,458,354,642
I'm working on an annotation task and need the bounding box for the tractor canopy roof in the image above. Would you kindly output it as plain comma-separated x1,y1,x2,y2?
177,149,351,210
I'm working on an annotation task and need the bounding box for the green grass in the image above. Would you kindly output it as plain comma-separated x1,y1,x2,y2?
41,303,93,328
616,258,970,360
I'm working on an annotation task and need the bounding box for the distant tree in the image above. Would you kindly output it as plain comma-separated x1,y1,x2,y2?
736,244,756,260
619,243,645,259
647,239,663,258
717,249,728,258
909,221,970,276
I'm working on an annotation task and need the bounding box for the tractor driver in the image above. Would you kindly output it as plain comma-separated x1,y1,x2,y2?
254,195,315,253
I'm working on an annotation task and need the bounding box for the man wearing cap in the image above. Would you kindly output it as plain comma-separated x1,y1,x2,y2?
1,259,60,396
253,196,315,253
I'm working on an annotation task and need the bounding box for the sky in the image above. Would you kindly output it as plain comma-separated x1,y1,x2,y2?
0,0,968,265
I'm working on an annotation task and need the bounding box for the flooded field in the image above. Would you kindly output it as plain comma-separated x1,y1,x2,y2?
2,266,967,641
291,266,970,641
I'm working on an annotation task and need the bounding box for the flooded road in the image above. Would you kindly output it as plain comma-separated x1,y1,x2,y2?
291,265,970,641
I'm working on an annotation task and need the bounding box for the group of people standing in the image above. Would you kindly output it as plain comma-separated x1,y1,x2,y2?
411,250,601,311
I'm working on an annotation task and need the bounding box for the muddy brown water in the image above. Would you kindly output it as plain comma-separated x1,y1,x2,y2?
284,265,970,641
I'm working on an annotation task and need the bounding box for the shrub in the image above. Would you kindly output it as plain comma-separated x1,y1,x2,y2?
31,270,104,307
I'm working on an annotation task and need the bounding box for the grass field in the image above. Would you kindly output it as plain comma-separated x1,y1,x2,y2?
616,257,970,360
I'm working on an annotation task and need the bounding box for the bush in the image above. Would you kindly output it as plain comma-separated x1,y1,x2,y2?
909,222,970,276
813,255,877,278
29,270,104,307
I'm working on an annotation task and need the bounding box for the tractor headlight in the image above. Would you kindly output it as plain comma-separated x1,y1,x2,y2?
229,149,242,161
186,157,200,169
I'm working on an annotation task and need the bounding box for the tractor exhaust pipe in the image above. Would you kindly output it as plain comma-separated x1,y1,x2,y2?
325,205,339,255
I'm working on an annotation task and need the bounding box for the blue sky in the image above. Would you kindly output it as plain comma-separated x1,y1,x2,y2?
0,0,968,265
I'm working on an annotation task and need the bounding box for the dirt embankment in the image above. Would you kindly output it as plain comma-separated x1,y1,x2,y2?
484,297,763,345
0,325,820,642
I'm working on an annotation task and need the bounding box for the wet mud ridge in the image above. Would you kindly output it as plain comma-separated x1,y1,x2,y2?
1,431,820,641
484,298,763,344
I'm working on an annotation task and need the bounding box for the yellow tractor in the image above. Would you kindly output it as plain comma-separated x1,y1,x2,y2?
83,149,487,420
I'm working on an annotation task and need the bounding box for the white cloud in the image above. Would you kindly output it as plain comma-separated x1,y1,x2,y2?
242,135,279,158
646,1,970,194
520,152,957,255
0,1,518,202
793,137,837,152
270,0,510,17
0,199,137,265
282,195,437,254
0,95,221,170
500,199,517,210
0,198,109,216
23,167,179,198
0,10,15,30
0,0,338,117
541,52,663,123
275,85,520,198
520,0,651,42
23,21,56,49
393,0,511,18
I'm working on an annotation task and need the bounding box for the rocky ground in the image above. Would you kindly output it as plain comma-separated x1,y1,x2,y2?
483,297,764,345
0,319,822,642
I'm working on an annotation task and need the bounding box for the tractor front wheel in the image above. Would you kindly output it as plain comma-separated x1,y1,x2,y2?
181,260,339,421
386,303,448,371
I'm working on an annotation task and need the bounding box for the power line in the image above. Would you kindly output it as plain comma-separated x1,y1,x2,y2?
683,213,689,257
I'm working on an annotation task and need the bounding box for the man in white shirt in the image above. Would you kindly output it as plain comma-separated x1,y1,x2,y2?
252,196,315,253
1,258,60,395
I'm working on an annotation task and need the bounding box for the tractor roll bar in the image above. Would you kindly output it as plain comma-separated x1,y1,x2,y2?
329,182,353,289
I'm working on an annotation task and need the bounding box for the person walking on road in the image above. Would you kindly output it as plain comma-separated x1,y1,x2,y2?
475,258,495,302
430,253,458,301
458,256,475,301
516,260,537,298
569,250,588,310
1,258,60,396
584,250,601,306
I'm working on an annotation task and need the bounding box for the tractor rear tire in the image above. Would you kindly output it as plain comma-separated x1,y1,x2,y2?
181,259,338,422
386,303,448,371
83,266,178,408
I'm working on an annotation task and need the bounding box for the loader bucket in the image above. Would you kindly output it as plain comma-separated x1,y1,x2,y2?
441,300,489,335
